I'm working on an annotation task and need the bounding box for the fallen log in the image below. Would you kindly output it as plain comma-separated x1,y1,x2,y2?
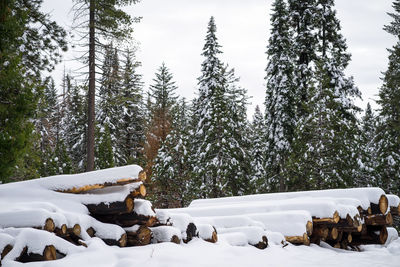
1,244,13,261
54,224,67,236
150,226,181,244
103,233,127,247
86,197,134,215
216,226,268,249
130,184,147,198
364,213,393,226
86,227,95,237
285,233,310,246
17,245,57,262
57,178,142,194
94,212,158,228
312,226,329,241
352,225,388,245
125,225,152,246
370,194,389,215
312,211,340,225
196,224,218,243
67,224,81,237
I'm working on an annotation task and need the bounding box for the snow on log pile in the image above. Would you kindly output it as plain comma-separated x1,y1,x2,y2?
183,187,398,250
1,166,399,265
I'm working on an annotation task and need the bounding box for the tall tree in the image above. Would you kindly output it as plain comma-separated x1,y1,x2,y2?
144,63,178,177
192,17,250,198
264,0,296,192
152,99,192,208
116,48,145,166
72,0,140,171
289,0,361,190
0,0,66,182
375,0,400,195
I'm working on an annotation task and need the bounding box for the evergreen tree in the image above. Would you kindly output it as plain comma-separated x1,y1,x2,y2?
0,0,66,182
356,103,377,187
264,0,296,192
289,0,361,190
72,0,140,171
152,99,192,208
144,63,178,177
249,106,268,193
192,17,250,198
116,48,145,166
375,0,400,195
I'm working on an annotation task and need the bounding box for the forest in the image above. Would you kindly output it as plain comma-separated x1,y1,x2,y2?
0,0,399,209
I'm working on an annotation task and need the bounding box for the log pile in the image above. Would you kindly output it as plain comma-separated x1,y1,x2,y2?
1,165,399,265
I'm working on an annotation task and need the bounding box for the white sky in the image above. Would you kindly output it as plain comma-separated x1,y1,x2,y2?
43,0,396,117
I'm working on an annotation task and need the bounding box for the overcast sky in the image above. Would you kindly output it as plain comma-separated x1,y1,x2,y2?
43,0,396,117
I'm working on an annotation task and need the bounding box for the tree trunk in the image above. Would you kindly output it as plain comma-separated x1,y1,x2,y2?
86,0,96,171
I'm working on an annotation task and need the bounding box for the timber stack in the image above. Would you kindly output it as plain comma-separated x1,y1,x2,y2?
1,165,399,265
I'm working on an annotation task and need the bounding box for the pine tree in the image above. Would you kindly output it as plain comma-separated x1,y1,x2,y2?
116,48,145,166
152,99,192,208
0,0,66,182
249,106,268,193
264,0,296,192
61,75,87,172
192,17,250,198
375,0,400,195
356,103,377,187
289,0,361,190
144,63,178,177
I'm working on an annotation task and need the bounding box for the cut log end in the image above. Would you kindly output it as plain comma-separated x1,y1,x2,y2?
347,233,352,243
379,195,389,214
306,221,313,236
44,218,55,232
380,226,388,244
138,170,147,182
171,235,181,244
72,224,81,236
119,233,127,247
1,244,13,260
386,212,393,226
330,227,339,240
126,197,134,213
206,230,218,243
86,227,95,237
333,211,340,224
43,245,57,261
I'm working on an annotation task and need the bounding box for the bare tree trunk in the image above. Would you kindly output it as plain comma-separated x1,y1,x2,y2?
86,0,95,171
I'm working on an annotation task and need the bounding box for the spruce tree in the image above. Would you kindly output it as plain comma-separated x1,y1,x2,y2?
116,49,145,166
289,0,361,190
192,17,250,198
152,99,192,208
249,106,268,193
144,63,178,177
356,103,377,187
375,0,400,195
264,0,296,192
0,0,66,182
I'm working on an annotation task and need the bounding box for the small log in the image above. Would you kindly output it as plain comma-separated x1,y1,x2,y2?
306,221,313,236
67,224,81,236
86,197,134,215
254,235,268,250
370,195,389,215
138,170,147,182
184,223,197,243
18,245,57,262
329,227,339,240
54,224,67,236
94,212,158,228
86,227,95,237
58,178,142,194
43,218,55,232
347,232,352,243
205,229,218,243
364,213,393,226
170,235,181,244
312,226,329,241
103,233,127,247
126,226,152,246
1,244,13,260
352,225,388,245
285,233,310,246
130,184,147,198
312,211,340,224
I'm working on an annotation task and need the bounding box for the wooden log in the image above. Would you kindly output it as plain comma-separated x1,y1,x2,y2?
130,184,147,198
185,222,197,243
312,226,329,241
285,233,310,246
18,245,57,262
94,212,158,228
254,235,268,250
67,224,81,236
306,221,313,236
103,233,127,247
390,205,400,216
329,227,339,240
205,229,218,243
126,226,152,246
86,227,95,237
312,211,340,224
86,197,134,215
364,213,393,226
54,224,67,236
138,170,147,182
1,244,13,260
370,195,389,215
352,225,388,245
57,178,142,194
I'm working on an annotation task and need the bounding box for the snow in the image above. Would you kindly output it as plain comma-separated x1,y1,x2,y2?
189,187,387,211
133,199,156,217
388,194,400,208
150,226,181,243
171,197,359,219
217,226,266,245
195,224,215,241
1,238,399,267
193,214,265,229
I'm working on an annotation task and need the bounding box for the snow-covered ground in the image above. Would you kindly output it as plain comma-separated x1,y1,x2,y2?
2,237,399,267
